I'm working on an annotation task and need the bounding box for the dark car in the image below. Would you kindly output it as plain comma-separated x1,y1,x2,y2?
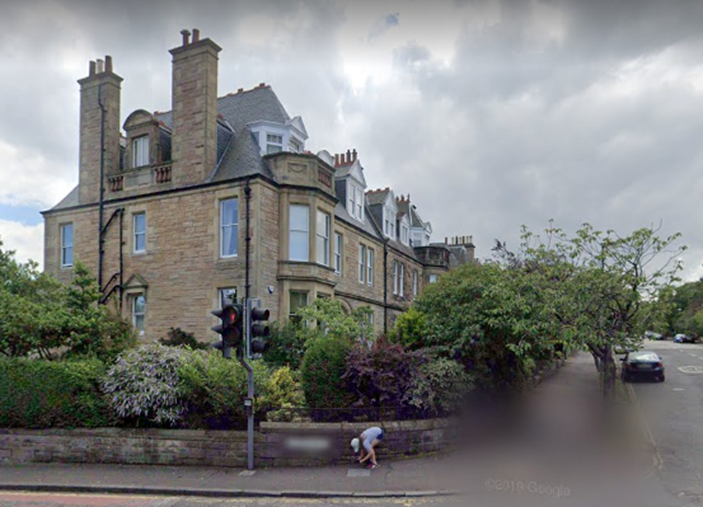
674,334,696,343
621,351,665,382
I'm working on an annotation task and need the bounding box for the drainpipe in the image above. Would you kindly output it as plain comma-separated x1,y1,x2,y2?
245,179,251,302
383,239,388,335
119,208,124,312
97,84,106,291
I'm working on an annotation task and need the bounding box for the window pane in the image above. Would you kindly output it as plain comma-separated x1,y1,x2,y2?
221,199,238,226
267,134,283,143
368,249,374,286
267,144,282,154
220,199,238,257
61,224,73,267
290,205,309,230
289,205,309,261
290,291,309,322
334,233,342,274
359,245,366,283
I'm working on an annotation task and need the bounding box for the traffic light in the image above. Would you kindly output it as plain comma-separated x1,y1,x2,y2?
211,303,244,359
247,298,271,358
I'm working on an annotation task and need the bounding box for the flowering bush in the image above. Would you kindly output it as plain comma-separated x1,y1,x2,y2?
101,343,186,427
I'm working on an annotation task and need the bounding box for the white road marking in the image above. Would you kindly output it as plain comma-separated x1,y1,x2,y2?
347,469,371,477
678,366,703,374
673,388,685,391
238,470,256,476
689,353,697,357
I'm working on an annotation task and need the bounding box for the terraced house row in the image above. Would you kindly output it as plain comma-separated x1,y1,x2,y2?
42,29,475,342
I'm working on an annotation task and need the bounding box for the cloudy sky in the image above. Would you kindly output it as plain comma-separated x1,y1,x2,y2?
0,0,701,278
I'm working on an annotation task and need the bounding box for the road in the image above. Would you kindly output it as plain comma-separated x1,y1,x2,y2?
0,492,460,507
630,339,703,503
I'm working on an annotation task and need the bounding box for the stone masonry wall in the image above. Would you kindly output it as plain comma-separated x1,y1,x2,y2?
0,419,454,468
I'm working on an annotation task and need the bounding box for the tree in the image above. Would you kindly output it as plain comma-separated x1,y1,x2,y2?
0,239,136,360
415,262,558,392
496,222,685,400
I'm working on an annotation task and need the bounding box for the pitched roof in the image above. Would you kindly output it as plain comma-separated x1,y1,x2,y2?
365,188,391,206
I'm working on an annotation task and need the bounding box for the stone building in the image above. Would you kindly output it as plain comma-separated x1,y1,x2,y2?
42,29,475,342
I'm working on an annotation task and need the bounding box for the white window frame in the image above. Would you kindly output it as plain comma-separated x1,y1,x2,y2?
413,270,418,296
316,210,330,266
401,224,409,245
220,198,239,258
393,261,399,295
348,182,365,221
132,135,149,168
367,248,374,286
334,233,343,275
429,274,438,284
266,133,283,154
359,244,367,284
289,204,310,262
399,263,405,297
384,207,396,239
289,137,302,153
132,294,146,336
60,223,73,268
133,212,146,254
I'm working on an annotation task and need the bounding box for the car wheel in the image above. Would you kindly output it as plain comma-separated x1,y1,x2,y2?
659,374,665,382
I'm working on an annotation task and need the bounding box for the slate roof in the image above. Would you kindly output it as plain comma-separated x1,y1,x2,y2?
334,202,380,238
365,189,390,206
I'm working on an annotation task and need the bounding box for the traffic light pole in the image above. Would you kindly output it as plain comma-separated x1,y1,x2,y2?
238,349,255,471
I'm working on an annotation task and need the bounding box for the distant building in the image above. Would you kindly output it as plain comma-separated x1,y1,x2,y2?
42,29,475,342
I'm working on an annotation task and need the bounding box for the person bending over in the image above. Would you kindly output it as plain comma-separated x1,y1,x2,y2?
350,426,385,469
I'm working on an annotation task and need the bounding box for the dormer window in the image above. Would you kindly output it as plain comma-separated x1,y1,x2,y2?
132,135,149,168
401,224,409,245
348,183,364,221
289,138,302,153
384,206,396,239
266,133,283,154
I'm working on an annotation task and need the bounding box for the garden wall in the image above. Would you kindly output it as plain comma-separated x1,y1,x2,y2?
0,418,455,468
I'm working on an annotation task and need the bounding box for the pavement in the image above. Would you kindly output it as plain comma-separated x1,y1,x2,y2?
0,350,688,506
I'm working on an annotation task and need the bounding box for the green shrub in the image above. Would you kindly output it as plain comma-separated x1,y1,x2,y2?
178,351,270,429
263,321,308,370
301,335,356,410
264,366,304,408
159,327,209,350
404,358,474,416
389,307,428,350
0,358,110,428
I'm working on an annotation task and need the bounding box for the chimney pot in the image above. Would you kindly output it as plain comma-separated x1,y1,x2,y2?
237,87,244,93
192,28,200,42
180,29,191,46
96,59,104,73
259,82,266,87
445,237,448,244
334,154,339,166
105,55,113,73
352,148,357,161
89,60,96,76
346,149,351,161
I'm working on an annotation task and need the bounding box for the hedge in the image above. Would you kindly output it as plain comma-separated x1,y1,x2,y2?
0,358,111,428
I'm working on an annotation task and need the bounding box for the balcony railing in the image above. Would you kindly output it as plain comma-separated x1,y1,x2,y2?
107,162,172,192
153,163,172,184
108,175,124,192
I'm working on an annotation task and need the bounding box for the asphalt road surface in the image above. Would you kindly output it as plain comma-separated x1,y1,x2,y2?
630,339,703,504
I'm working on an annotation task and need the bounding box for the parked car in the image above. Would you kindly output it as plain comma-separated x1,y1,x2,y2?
644,331,664,341
621,350,665,382
674,334,696,343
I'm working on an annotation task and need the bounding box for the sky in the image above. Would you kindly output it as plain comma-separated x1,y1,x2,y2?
0,0,701,279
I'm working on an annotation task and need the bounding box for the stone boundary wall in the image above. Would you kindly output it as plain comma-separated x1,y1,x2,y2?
0,418,455,468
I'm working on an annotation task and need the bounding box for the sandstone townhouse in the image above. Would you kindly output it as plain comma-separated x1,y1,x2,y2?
42,29,475,342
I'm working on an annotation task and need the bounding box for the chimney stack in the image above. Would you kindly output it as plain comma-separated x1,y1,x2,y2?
169,28,222,185
77,55,123,204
